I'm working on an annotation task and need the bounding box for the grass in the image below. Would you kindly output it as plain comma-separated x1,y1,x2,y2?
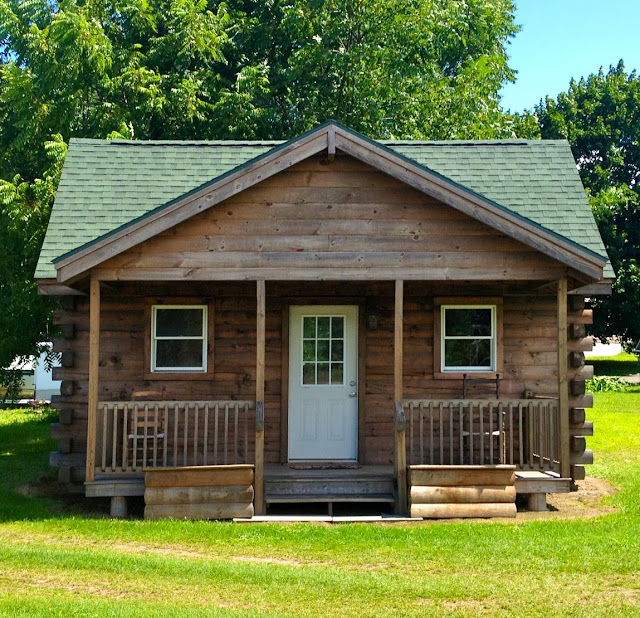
1,390,639,616
588,351,639,377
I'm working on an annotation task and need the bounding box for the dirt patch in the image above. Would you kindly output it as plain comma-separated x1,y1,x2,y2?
517,476,617,521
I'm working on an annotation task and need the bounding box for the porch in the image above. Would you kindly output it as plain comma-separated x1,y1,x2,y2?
80,276,576,519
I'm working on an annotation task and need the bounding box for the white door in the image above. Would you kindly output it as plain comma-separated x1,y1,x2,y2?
288,306,358,461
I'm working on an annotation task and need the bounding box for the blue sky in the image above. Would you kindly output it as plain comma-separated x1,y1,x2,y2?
499,1,640,113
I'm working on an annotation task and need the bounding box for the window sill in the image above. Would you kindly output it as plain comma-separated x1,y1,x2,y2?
143,371,213,381
434,371,499,381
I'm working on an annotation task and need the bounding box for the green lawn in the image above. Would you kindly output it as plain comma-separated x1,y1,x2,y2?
0,396,639,617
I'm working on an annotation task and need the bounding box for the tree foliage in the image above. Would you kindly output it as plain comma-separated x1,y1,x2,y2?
532,62,640,348
0,0,520,372
0,136,66,396
220,0,519,139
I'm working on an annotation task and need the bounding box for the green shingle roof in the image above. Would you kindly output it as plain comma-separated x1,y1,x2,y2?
36,135,611,279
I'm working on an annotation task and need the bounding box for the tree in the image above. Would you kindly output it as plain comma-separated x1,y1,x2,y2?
532,62,640,348
0,0,520,374
220,0,519,139
0,136,66,397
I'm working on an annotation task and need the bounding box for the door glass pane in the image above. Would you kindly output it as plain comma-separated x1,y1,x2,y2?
302,363,315,385
316,363,330,384
317,317,330,338
331,340,343,362
303,340,316,361
331,317,344,338
303,317,316,338
317,339,330,362
331,363,344,385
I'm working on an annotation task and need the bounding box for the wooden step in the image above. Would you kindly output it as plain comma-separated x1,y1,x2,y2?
265,494,395,504
265,478,394,498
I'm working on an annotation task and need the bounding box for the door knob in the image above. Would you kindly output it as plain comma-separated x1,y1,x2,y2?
349,391,357,397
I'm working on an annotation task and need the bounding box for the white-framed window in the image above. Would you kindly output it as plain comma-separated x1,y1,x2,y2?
151,305,208,373
441,305,496,372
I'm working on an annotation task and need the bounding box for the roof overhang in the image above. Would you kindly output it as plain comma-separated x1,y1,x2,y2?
52,122,608,284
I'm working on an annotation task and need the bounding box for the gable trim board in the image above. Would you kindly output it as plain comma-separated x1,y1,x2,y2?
45,122,607,284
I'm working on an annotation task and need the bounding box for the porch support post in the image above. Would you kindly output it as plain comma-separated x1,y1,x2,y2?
85,278,100,483
255,279,266,515
394,279,407,514
557,278,570,479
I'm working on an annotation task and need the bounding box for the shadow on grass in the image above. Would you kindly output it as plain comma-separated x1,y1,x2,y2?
590,359,639,377
0,408,118,522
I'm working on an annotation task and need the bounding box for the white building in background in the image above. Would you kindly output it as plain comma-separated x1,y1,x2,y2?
5,344,61,402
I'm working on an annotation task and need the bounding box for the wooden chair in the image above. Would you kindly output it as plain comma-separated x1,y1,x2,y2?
461,375,504,464
128,387,167,468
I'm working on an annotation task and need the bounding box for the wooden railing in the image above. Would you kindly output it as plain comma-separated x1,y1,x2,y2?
94,400,255,475
402,399,560,473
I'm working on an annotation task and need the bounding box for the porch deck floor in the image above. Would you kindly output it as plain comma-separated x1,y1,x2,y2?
514,470,571,494
264,464,394,478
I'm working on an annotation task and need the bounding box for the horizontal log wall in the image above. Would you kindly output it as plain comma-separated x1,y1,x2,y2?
50,281,571,485
408,465,517,518
144,465,254,520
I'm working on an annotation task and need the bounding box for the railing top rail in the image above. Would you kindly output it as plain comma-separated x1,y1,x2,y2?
402,398,558,406
97,400,256,407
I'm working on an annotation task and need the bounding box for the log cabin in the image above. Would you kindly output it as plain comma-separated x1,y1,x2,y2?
36,122,612,520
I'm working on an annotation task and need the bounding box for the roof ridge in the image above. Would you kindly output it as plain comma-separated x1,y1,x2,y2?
67,137,568,148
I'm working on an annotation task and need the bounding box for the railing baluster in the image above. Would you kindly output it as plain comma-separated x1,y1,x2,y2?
438,404,442,465
498,403,504,464
131,404,138,470
427,402,432,465
488,402,495,465
214,403,219,465
234,404,239,464
203,404,209,466
152,403,159,468
518,402,524,467
143,404,150,470
409,402,415,465
244,402,249,464
224,403,229,465
173,403,179,467
479,401,485,465
122,403,129,471
458,404,464,465
538,402,544,469
549,401,556,471
528,402,534,469
111,404,118,472
508,402,513,465
469,402,474,465
449,404,454,465
162,404,168,467
183,403,189,467
193,403,199,467
100,403,108,473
